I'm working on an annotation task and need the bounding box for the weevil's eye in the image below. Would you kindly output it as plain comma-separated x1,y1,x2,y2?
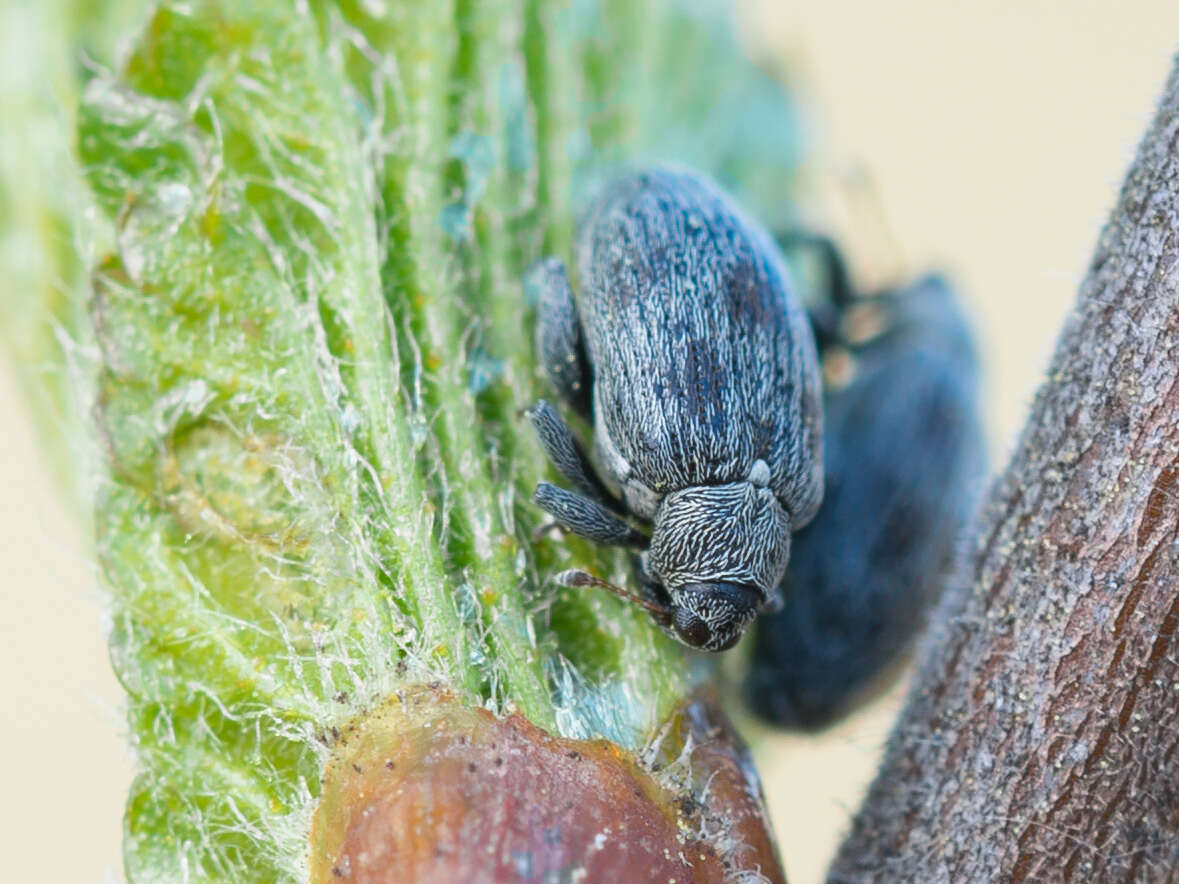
672,606,712,648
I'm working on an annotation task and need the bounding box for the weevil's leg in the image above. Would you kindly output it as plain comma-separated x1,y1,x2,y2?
527,257,593,420
527,399,624,511
533,482,647,548
775,230,856,309
776,230,857,351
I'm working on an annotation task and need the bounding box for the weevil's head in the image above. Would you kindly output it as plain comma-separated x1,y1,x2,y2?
649,482,791,652
667,582,762,651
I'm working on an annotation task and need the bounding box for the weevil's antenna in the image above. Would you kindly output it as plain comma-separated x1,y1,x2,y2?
552,570,673,626
841,163,908,287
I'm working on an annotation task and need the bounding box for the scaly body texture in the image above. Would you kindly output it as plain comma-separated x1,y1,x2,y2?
529,168,823,651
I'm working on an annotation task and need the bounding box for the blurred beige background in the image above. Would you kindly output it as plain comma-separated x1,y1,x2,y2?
739,3,1179,883
2,3,1177,882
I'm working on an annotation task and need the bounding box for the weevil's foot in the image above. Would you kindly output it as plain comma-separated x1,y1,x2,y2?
531,518,565,543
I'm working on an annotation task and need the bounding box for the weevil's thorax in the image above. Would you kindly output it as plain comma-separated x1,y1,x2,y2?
648,480,791,600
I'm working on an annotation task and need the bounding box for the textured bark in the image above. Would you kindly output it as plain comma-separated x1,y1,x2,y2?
832,57,1179,882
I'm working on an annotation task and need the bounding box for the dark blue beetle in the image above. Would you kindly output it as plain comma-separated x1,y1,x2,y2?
745,244,985,728
526,168,824,651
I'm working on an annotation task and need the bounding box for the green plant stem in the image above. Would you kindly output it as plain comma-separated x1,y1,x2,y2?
3,0,805,879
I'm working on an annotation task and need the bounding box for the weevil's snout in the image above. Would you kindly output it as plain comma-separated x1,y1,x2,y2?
671,582,761,652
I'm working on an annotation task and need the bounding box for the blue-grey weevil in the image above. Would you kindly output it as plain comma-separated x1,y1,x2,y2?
745,239,985,727
525,168,824,652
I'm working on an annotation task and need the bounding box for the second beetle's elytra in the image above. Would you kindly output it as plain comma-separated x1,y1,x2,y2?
746,256,985,728
526,168,823,651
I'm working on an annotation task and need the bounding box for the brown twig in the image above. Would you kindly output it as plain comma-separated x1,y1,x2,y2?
833,53,1179,883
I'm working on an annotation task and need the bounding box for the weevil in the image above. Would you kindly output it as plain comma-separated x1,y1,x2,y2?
525,168,823,652
745,239,985,728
